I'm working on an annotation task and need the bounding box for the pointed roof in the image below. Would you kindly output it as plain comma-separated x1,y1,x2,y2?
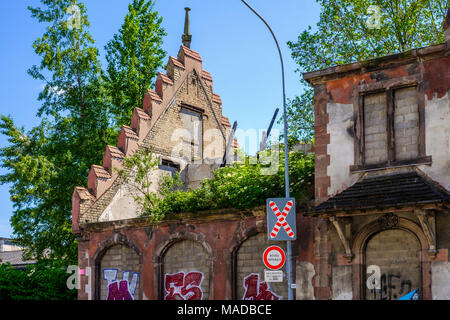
72,19,235,230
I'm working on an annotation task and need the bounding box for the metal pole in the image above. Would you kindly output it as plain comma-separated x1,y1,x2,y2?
241,0,293,300
259,108,279,155
221,121,238,167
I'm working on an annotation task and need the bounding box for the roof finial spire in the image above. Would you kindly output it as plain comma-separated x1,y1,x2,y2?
182,7,192,48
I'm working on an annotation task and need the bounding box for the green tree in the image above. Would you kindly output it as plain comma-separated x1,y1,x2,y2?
104,0,166,128
116,148,166,223
0,261,77,300
0,0,114,263
287,0,449,142
0,0,167,264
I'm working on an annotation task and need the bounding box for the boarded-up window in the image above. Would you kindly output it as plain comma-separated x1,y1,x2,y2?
362,87,420,166
364,92,388,165
180,108,202,162
394,87,419,161
236,233,287,300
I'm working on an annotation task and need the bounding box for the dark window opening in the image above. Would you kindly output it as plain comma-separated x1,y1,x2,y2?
159,159,180,175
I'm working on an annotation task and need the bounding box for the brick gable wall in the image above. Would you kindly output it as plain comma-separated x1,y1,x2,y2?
72,46,234,228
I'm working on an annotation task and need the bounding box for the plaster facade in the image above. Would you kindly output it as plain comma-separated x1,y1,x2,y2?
303,15,450,300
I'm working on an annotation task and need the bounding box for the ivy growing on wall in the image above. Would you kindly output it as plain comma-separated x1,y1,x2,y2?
118,148,315,223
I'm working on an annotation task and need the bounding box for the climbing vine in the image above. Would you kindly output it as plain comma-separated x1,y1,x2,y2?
118,148,314,222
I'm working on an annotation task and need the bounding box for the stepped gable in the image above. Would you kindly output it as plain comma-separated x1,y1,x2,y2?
102,145,124,174
169,56,185,69
233,138,239,149
221,115,231,128
178,45,202,62
72,45,234,232
201,70,212,82
212,93,222,104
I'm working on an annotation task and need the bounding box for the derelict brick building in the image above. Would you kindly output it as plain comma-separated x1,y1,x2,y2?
72,8,450,300
303,9,450,300
71,9,317,301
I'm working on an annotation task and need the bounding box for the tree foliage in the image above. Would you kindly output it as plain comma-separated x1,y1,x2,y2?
104,0,166,127
120,149,314,221
0,261,77,300
286,0,449,142
0,0,110,263
0,0,166,264
161,149,315,214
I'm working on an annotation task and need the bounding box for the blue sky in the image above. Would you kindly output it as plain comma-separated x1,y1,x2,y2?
0,0,321,238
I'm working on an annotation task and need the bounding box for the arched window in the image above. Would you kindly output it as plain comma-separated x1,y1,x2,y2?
99,244,141,300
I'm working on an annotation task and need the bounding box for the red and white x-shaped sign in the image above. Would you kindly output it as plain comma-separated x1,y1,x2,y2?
268,200,294,238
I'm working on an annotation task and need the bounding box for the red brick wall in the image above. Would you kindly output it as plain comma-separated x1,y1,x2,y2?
76,210,316,300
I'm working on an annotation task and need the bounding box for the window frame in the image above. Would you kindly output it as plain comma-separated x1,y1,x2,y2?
179,103,204,163
158,158,181,175
350,74,431,172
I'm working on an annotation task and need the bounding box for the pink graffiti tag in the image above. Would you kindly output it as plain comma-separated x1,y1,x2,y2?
107,281,133,300
242,273,281,300
103,269,139,300
164,271,204,300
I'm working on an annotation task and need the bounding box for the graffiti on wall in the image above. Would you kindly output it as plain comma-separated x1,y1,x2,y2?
242,273,282,300
103,269,139,300
165,271,204,300
366,265,417,300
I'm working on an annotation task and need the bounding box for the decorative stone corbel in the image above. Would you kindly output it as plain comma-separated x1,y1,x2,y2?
414,209,437,259
329,216,353,262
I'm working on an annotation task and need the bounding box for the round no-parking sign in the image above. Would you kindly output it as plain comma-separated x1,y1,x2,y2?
263,246,286,270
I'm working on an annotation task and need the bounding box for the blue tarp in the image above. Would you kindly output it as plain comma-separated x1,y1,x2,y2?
398,289,418,300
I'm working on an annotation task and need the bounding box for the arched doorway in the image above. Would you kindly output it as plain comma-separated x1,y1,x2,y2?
162,239,211,300
99,244,141,300
364,229,421,300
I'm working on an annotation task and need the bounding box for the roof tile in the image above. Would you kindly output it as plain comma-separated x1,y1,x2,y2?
201,70,213,82
221,115,231,127
181,46,202,62
311,172,450,214
169,56,185,69
122,125,139,140
91,165,111,179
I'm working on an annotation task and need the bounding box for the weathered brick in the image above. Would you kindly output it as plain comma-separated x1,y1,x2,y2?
364,92,388,165
365,229,421,300
163,240,211,300
100,244,140,300
394,87,419,161
235,233,287,300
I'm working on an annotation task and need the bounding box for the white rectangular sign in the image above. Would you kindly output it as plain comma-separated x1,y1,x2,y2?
264,270,283,282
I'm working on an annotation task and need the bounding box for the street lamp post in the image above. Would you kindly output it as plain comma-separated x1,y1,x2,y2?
241,0,294,300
